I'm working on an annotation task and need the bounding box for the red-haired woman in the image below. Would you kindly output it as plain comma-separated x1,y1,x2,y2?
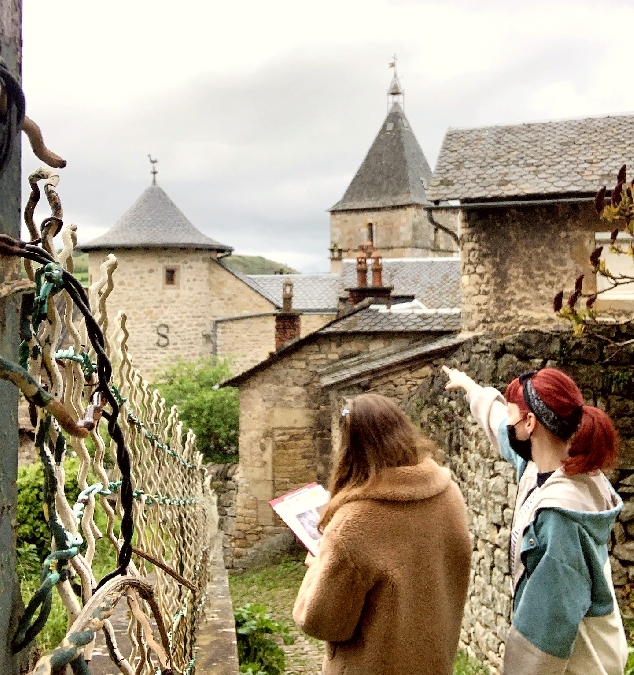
293,393,471,675
442,365,627,675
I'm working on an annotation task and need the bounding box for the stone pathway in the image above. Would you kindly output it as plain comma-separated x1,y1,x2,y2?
283,631,324,674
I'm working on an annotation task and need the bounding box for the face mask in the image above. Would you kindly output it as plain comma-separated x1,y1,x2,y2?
507,421,532,462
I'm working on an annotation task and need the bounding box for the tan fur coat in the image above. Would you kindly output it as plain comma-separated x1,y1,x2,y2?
293,458,471,675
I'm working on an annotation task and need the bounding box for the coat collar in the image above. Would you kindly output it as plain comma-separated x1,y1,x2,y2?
334,457,451,509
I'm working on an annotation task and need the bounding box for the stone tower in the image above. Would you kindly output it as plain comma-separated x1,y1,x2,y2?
79,179,247,373
329,68,459,272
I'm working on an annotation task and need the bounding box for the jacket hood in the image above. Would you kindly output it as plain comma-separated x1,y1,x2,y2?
331,457,451,511
537,469,622,545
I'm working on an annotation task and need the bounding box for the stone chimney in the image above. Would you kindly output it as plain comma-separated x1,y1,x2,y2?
275,279,301,350
346,245,392,307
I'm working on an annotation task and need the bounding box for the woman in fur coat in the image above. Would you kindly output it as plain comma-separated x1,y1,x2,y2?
293,393,472,675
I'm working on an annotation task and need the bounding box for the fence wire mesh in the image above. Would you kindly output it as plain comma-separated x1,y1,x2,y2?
1,168,218,675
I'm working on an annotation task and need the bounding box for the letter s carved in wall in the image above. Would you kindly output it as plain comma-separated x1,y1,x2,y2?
156,324,169,348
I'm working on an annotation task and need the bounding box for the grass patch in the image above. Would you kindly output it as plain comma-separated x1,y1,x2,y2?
229,557,489,674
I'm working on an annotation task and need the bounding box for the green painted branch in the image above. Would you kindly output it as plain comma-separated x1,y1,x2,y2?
0,355,91,437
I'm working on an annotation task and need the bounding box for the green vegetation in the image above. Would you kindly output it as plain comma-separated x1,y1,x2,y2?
16,455,118,652
153,357,239,463
235,603,294,675
71,251,89,286
229,558,490,674
223,255,299,276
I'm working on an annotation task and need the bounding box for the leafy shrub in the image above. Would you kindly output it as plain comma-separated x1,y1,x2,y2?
154,357,239,463
234,603,294,675
17,456,80,560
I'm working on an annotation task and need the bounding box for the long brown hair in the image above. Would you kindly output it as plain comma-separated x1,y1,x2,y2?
319,393,434,531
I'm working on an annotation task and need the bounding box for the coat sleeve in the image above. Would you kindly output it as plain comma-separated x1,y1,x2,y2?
292,520,371,642
504,510,593,675
466,384,527,476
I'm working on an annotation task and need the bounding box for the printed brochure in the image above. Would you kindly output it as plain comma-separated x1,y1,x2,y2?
269,482,329,556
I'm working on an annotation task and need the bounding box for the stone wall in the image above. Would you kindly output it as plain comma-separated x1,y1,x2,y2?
300,313,336,337
208,463,238,567
215,314,276,376
330,205,459,271
460,202,620,334
88,250,275,375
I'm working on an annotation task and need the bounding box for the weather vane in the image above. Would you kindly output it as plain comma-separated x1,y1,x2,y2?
148,154,158,185
387,54,404,111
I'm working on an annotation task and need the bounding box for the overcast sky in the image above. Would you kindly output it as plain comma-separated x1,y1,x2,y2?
20,0,634,273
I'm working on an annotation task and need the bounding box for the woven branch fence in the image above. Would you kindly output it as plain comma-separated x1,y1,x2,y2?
1,168,218,675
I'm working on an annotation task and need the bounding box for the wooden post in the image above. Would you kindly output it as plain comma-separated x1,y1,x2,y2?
0,2,26,672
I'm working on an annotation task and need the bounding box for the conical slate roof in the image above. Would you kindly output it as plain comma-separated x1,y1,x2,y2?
80,184,232,252
330,103,432,212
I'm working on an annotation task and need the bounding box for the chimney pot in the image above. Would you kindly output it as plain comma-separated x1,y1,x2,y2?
282,279,293,312
371,252,383,287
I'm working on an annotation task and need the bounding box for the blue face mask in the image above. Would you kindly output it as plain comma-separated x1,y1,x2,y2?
507,420,532,462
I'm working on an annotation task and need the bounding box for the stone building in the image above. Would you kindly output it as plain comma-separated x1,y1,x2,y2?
427,113,634,333
328,69,459,272
224,111,634,672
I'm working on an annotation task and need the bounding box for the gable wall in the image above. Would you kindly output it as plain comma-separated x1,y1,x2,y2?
460,202,626,334
230,332,421,568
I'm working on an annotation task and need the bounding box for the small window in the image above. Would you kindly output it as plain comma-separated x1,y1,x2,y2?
386,122,394,131
367,222,374,245
165,268,176,285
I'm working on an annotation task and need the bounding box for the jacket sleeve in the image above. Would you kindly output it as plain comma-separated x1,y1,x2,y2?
465,384,528,471
504,510,593,675
293,520,371,642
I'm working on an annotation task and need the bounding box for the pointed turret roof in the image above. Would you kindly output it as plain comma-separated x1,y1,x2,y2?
80,184,232,252
330,103,432,212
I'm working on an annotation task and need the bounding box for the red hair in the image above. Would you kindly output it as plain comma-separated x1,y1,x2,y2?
504,368,618,475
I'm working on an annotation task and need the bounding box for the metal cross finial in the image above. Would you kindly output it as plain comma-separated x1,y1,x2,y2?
148,154,158,185
389,54,398,73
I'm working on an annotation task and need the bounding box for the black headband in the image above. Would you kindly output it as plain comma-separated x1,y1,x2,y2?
518,371,583,441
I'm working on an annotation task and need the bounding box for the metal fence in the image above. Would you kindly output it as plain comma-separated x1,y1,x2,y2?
0,168,218,674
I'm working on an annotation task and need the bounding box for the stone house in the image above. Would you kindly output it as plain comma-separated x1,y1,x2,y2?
427,113,634,333
79,182,335,375
80,74,461,377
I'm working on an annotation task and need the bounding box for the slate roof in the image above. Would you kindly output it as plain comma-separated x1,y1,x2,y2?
216,263,281,308
340,258,461,309
320,303,460,333
245,274,342,311
319,334,468,388
79,185,232,252
330,102,433,211
223,298,461,387
427,113,634,203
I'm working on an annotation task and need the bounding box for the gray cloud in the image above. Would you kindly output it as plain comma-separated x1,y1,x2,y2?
20,20,632,274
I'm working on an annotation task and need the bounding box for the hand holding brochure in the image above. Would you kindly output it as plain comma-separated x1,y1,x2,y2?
269,483,329,556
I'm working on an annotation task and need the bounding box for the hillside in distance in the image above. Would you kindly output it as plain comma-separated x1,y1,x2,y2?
222,255,299,275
